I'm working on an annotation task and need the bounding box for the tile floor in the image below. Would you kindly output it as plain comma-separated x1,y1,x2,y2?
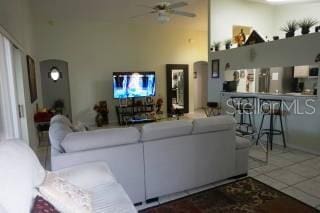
35,117,320,211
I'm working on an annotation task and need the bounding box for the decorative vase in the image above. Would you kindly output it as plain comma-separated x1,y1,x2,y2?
215,47,219,51
96,114,104,127
285,32,295,38
301,28,310,35
225,44,231,50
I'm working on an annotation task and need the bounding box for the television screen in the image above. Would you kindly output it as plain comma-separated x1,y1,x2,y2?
113,72,156,99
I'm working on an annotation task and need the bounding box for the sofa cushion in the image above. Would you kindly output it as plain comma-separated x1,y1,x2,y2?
61,127,140,153
39,172,92,213
236,136,251,150
0,140,46,213
49,122,73,153
192,116,236,134
55,162,116,190
141,120,193,142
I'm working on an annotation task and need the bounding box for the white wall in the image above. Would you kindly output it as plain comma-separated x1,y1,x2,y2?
273,2,320,36
210,0,320,45
0,0,41,148
210,0,274,44
34,20,208,124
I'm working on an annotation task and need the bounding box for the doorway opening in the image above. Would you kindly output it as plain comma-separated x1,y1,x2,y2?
193,61,208,110
40,60,72,120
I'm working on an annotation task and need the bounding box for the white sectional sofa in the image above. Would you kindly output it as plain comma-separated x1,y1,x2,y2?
50,115,250,204
0,140,136,213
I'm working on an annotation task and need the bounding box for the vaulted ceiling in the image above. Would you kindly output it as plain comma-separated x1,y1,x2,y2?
247,0,319,5
30,0,208,31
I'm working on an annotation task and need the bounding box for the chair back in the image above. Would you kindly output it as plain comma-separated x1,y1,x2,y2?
0,140,45,213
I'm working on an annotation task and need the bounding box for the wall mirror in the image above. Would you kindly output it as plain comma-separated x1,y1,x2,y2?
166,64,189,116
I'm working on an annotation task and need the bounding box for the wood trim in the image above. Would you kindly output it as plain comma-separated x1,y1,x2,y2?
166,64,189,115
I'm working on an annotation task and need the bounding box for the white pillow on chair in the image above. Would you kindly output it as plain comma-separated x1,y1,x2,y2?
39,172,93,213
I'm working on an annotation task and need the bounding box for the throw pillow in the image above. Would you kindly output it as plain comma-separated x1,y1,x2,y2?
38,172,93,213
31,196,59,213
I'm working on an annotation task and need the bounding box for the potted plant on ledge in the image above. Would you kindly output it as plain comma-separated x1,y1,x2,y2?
299,18,318,35
213,42,221,51
281,20,298,38
225,39,232,50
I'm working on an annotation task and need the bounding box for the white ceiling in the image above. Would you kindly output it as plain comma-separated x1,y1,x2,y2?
30,0,208,31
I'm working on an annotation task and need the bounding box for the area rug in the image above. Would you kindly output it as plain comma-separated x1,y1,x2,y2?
140,177,319,213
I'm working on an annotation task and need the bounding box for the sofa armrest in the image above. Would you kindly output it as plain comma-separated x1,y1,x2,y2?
54,162,116,190
51,143,145,204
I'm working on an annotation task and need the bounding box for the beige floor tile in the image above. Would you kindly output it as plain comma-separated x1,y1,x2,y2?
266,168,307,185
268,155,295,167
313,176,320,183
295,179,320,199
299,158,320,170
253,163,279,174
254,175,288,190
248,169,260,177
249,159,265,169
286,164,320,178
278,151,315,163
281,187,320,207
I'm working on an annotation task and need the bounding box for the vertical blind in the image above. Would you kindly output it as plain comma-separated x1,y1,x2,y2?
0,33,21,140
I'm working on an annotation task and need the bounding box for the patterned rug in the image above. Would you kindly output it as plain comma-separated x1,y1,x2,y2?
140,177,319,213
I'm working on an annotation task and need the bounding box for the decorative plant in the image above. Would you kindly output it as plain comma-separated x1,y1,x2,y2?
156,98,164,114
299,18,318,35
281,20,298,38
224,39,232,49
93,101,109,127
52,99,64,114
213,42,221,51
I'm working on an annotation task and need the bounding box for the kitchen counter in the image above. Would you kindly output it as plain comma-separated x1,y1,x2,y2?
221,92,318,99
220,91,320,155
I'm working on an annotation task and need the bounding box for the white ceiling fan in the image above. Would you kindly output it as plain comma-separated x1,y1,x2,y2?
133,1,197,23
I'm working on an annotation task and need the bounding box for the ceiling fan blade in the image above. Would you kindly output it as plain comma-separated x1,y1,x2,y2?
136,4,154,9
170,10,196,18
168,2,188,9
130,11,155,19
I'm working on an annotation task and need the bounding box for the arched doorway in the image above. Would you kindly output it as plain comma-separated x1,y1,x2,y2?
193,61,208,110
40,59,72,120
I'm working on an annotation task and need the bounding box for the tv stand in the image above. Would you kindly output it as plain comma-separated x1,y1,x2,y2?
115,98,156,126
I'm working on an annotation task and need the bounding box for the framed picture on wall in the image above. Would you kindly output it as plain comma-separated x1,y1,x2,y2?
26,55,38,103
211,59,220,78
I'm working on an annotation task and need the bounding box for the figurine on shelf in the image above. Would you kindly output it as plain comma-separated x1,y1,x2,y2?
93,101,109,127
235,28,246,47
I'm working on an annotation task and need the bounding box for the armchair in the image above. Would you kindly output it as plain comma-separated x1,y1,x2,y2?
0,140,136,213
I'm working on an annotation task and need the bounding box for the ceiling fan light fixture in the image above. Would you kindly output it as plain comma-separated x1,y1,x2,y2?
157,14,170,23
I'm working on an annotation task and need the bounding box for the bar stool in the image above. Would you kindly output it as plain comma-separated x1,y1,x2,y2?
204,102,220,117
256,98,287,150
231,96,256,136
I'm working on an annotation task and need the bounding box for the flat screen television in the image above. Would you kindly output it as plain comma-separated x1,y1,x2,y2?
113,72,156,99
